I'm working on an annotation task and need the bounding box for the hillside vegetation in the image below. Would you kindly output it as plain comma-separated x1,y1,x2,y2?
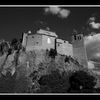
0,38,99,93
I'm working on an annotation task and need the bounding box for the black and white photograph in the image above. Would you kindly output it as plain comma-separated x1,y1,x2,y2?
0,5,100,94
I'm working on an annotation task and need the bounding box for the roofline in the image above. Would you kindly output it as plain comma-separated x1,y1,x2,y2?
26,33,58,38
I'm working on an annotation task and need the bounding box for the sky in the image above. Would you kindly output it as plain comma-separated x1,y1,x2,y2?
0,6,100,42
1,6,100,67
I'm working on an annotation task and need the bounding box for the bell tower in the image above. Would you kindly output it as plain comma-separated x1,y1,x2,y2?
72,32,88,67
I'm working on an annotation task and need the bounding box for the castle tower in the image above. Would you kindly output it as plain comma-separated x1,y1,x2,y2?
72,33,88,67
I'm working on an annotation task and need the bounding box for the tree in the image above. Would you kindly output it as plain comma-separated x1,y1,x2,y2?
11,38,18,50
0,41,9,55
65,56,70,63
11,38,18,45
49,49,57,59
14,66,33,93
0,43,3,55
7,48,12,55
38,70,70,93
68,70,97,93
0,71,16,93
14,76,33,93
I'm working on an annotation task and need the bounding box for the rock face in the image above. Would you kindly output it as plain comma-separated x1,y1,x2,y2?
0,48,82,77
1,51,16,76
0,53,7,69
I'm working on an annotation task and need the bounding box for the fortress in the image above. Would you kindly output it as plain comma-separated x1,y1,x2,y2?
22,29,88,67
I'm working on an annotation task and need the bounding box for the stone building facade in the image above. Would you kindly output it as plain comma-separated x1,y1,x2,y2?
22,29,73,56
22,29,57,51
22,29,88,67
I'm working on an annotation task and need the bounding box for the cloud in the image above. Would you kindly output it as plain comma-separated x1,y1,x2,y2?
84,33,100,68
88,17,100,29
84,33,100,63
44,6,60,15
84,33,100,45
90,22,100,29
58,9,70,18
89,17,95,22
44,6,70,19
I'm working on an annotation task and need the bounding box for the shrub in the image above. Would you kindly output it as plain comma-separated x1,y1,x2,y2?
7,48,12,55
38,70,70,93
0,72,16,93
68,70,97,93
0,41,9,55
49,49,57,59
65,56,70,63
11,38,19,50
11,38,18,46
14,76,32,93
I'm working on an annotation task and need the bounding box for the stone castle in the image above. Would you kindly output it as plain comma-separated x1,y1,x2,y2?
22,29,88,67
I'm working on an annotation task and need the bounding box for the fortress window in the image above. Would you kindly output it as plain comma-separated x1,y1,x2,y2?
78,36,80,40
78,36,81,40
32,36,34,38
74,35,77,40
77,36,81,40
47,38,51,44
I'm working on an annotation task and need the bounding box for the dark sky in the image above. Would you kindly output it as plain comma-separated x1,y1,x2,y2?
0,7,100,42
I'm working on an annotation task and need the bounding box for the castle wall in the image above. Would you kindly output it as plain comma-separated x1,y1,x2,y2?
42,35,56,50
56,39,73,56
22,31,73,56
26,34,43,51
25,33,56,51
